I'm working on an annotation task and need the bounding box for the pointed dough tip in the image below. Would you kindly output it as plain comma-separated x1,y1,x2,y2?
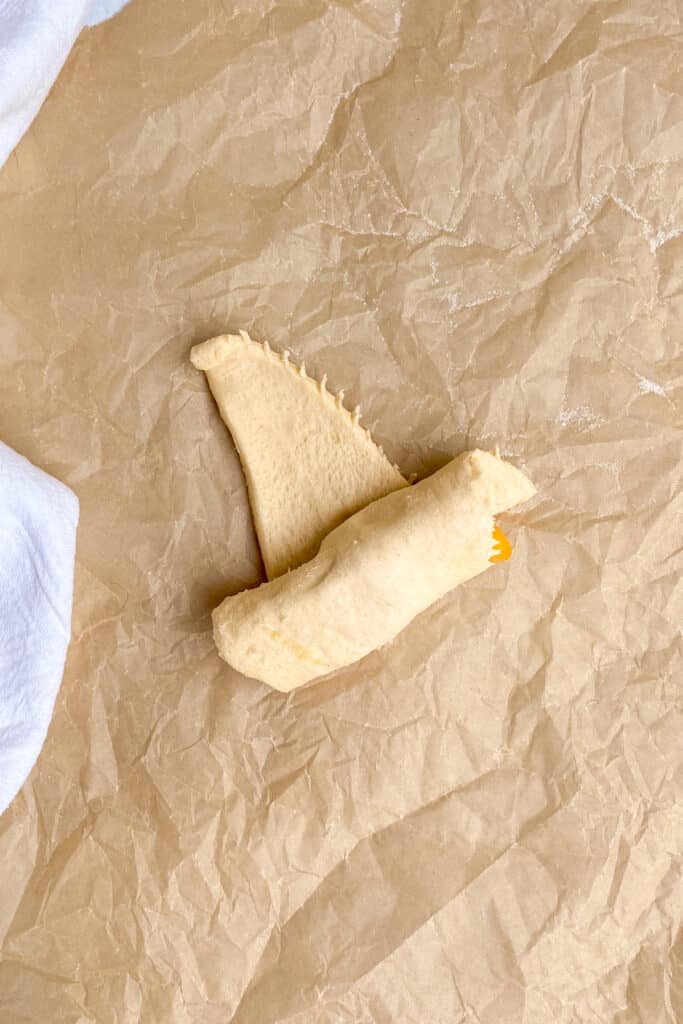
191,330,263,370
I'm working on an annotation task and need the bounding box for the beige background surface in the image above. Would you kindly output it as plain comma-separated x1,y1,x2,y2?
0,1,681,1021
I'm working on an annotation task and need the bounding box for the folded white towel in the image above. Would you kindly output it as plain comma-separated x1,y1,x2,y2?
0,0,131,169
0,443,79,815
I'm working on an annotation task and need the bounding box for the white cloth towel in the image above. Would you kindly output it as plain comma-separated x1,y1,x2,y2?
0,0,131,169
0,443,79,815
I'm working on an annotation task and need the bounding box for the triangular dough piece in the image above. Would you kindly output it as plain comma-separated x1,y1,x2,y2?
191,332,407,579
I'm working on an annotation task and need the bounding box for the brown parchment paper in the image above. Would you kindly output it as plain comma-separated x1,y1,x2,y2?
1,1,681,1021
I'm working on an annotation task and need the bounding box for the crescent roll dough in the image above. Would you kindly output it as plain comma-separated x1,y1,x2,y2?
191,333,406,579
212,449,535,691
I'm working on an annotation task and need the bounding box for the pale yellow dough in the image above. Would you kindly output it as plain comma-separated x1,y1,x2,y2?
212,450,535,691
191,332,406,579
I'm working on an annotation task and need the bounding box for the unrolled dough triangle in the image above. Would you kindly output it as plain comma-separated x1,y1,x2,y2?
191,332,407,579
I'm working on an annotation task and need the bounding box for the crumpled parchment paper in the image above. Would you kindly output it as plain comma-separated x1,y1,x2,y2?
0,1,681,1021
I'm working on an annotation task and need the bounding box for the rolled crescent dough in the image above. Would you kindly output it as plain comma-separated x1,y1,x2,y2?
213,449,535,691
191,332,406,579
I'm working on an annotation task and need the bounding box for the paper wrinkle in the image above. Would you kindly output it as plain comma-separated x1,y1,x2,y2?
1,0,682,1021
233,758,577,1023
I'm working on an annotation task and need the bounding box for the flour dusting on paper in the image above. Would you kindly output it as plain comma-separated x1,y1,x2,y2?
638,376,667,397
558,406,605,429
